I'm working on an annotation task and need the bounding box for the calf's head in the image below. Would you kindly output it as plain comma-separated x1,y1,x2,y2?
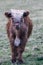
5,10,29,46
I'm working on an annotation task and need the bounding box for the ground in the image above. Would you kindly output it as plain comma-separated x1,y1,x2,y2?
0,0,43,65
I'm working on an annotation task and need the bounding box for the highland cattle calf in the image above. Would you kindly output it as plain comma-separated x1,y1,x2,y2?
5,9,33,64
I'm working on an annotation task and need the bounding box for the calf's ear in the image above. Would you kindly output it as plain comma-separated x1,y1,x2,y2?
23,11,29,17
4,12,12,18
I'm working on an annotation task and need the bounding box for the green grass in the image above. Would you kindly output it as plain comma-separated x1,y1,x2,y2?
0,0,43,65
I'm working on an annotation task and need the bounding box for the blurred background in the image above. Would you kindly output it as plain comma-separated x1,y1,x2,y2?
0,0,43,65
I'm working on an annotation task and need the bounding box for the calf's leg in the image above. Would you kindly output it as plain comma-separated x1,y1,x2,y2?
17,37,27,63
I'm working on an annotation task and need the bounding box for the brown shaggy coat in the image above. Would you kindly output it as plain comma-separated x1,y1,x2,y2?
5,11,33,63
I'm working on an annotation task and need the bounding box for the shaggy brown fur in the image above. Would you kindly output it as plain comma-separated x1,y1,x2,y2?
5,11,33,63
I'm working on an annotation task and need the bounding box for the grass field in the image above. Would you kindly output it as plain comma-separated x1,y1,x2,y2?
0,0,43,65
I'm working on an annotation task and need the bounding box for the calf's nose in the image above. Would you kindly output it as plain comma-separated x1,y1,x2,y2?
16,25,20,30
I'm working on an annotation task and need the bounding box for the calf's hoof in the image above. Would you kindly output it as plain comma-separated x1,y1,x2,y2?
11,59,16,63
17,59,25,64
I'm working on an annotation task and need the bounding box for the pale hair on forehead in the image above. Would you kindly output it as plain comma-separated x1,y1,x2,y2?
10,9,25,22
